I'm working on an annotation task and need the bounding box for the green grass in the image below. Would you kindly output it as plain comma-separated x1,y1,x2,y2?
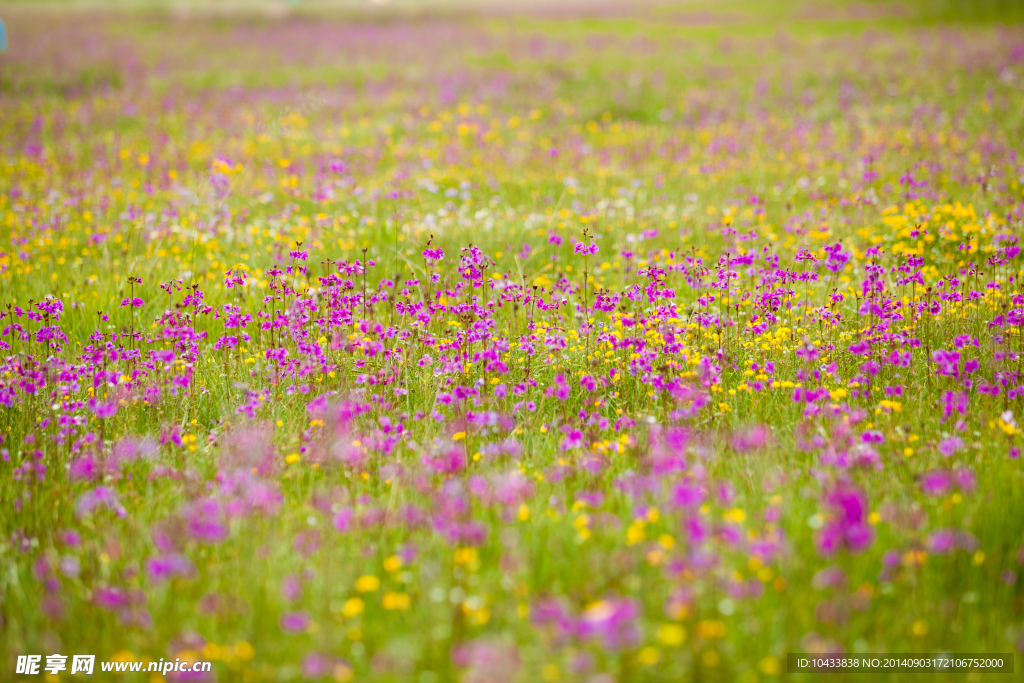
1,1,1024,682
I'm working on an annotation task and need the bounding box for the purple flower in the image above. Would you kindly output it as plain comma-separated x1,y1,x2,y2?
69,454,100,481
451,639,520,683
422,447,466,475
560,428,583,450
75,486,127,518
302,653,350,679
184,499,228,544
953,467,976,493
281,574,302,601
811,566,847,590
94,587,128,611
919,470,952,496
816,482,874,556
333,508,354,532
60,529,81,546
670,482,705,508
576,597,640,649
279,611,310,633
920,468,974,497
146,554,195,583
925,529,978,554
938,436,963,457
88,397,119,419
861,430,884,444
731,424,770,452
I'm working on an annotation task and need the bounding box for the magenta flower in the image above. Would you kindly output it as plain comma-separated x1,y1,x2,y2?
560,428,583,450
422,447,467,475
576,597,640,649
69,454,100,481
279,611,310,633
146,554,195,583
88,396,118,419
333,508,354,532
75,486,127,518
919,470,952,496
184,499,228,544
920,468,975,497
94,587,128,611
670,482,706,508
731,424,770,452
815,482,873,556
451,639,520,683
938,436,963,457
925,529,978,554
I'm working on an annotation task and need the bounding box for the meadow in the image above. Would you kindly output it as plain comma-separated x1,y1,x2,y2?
1,0,1024,680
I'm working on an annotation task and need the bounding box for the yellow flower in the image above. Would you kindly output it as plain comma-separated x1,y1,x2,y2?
696,620,727,639
355,575,380,593
452,431,466,441
759,656,781,675
454,548,478,566
657,623,686,646
202,643,225,660
382,591,411,610
342,597,364,617
637,646,660,666
724,508,746,524
234,641,255,661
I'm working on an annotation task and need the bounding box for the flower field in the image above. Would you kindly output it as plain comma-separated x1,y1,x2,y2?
2,1,1024,680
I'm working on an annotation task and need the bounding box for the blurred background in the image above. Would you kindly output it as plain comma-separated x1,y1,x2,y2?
2,0,1022,109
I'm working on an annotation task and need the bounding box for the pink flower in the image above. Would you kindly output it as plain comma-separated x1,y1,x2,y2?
146,554,195,583
451,639,520,683
333,508,354,532
815,482,873,556
731,424,770,452
919,470,952,496
75,486,127,518
279,611,310,633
